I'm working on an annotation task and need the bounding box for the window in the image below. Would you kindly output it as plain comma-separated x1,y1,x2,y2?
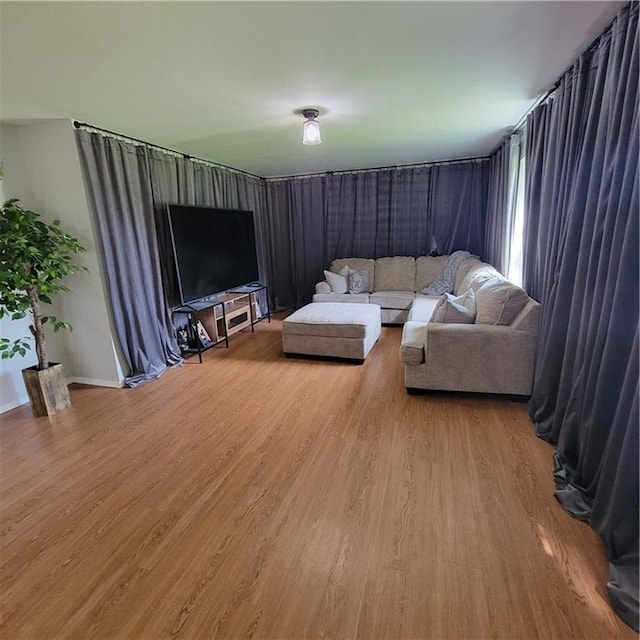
507,155,526,286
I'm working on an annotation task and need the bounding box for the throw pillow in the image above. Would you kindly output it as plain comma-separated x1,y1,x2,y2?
347,268,370,294
324,265,349,293
431,289,476,324
475,277,529,325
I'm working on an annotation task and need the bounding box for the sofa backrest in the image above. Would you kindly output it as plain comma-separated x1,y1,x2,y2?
455,261,500,295
474,277,531,325
512,299,541,334
374,257,416,291
415,256,448,291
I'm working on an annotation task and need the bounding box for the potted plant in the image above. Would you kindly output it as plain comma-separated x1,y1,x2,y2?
0,197,86,416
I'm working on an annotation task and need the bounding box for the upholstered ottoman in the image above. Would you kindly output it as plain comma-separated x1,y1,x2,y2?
282,303,381,362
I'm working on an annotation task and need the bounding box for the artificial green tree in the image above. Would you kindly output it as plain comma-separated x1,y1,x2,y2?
0,198,86,370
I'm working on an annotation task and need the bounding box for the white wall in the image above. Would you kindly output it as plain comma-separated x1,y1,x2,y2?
0,133,37,411
0,120,124,413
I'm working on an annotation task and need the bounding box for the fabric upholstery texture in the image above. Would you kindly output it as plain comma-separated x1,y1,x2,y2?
324,266,349,293
315,281,331,295
331,258,375,292
381,308,411,324
369,290,416,310
415,256,448,291
420,251,475,295
475,276,530,325
312,292,370,304
374,257,416,291
511,301,541,334
347,268,370,294
404,323,537,395
457,262,500,294
282,302,381,360
452,257,482,293
431,290,476,324
314,256,527,331
407,296,440,322
399,322,427,365
283,302,380,339
400,258,540,395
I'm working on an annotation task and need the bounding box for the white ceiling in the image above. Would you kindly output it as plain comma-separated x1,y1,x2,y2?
1,1,624,178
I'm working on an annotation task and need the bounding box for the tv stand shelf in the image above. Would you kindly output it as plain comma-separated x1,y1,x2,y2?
172,284,270,363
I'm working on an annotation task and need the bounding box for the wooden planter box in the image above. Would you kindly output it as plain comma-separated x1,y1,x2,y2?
22,363,71,417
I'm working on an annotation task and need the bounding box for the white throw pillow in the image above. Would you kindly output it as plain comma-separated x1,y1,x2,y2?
324,265,349,293
431,289,476,324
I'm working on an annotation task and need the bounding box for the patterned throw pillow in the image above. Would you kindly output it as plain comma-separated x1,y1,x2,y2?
347,268,369,294
431,289,476,324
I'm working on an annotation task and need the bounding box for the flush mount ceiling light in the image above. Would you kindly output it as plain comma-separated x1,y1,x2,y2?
302,108,321,145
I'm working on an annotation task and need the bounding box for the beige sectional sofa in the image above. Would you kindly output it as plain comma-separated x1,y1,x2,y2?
313,255,540,396
314,256,458,324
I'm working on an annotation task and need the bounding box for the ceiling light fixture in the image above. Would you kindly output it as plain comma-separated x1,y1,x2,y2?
302,109,321,145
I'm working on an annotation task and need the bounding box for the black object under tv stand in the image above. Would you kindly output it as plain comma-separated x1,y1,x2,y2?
172,284,271,363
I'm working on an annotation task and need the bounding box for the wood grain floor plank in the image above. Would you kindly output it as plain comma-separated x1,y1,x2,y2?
0,318,634,639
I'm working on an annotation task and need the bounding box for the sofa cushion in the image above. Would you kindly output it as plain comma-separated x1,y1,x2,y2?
324,265,349,293
475,277,530,325
431,290,476,324
511,300,541,334
331,258,375,293
370,290,416,310
408,296,441,322
415,256,448,292
283,302,380,339
454,257,484,293
458,262,500,295
347,268,370,294
399,321,427,365
374,257,416,291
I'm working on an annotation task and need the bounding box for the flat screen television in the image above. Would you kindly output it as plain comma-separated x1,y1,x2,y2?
166,204,260,306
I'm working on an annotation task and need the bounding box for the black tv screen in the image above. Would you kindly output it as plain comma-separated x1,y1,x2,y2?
166,205,260,305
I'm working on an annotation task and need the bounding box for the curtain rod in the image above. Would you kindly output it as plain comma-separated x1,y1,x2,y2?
73,120,264,181
74,120,489,183
266,155,490,182
512,82,559,133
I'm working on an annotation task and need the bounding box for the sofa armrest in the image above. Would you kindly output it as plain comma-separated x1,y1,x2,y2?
423,323,537,395
315,281,331,294
400,321,428,365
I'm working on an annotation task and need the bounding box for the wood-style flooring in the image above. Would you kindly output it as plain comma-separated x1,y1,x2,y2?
0,317,634,639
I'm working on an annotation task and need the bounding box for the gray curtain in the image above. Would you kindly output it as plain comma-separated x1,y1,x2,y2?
523,2,638,630
483,140,509,273
265,161,489,309
147,151,196,309
76,131,182,386
76,133,269,386
324,167,434,258
265,177,327,310
429,162,488,257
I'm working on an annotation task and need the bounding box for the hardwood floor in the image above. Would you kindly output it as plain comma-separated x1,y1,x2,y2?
0,318,634,639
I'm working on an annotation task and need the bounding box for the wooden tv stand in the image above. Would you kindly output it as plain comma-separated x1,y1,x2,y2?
172,284,270,362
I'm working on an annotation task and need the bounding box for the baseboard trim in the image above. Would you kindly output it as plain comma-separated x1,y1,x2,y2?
0,398,29,414
69,377,124,389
